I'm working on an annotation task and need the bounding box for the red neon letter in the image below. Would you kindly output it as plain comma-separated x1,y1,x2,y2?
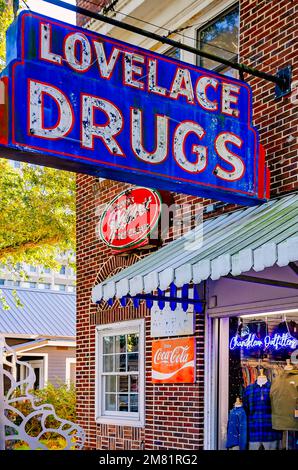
28,80,73,139
81,95,124,155
214,132,244,181
173,121,207,173
40,23,62,64
131,108,169,164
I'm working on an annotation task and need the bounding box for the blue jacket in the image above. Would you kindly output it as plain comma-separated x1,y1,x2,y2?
226,406,247,450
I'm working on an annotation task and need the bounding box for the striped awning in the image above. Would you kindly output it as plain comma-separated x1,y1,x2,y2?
92,192,298,304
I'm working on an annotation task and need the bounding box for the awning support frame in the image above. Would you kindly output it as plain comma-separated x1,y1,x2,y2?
224,273,298,290
99,283,204,312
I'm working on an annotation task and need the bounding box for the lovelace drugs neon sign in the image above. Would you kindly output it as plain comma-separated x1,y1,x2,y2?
0,11,270,205
230,333,298,351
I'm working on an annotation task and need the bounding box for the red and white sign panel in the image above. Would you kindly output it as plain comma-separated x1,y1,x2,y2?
99,187,162,252
152,337,196,384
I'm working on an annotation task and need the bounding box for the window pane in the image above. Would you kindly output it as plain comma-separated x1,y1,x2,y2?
105,375,116,393
127,334,138,353
221,66,239,78
59,266,66,275
103,355,113,372
33,367,40,390
130,394,138,413
115,354,126,372
100,325,142,417
127,353,138,371
118,394,128,412
130,375,138,393
115,335,126,353
198,8,239,70
165,47,180,60
103,336,114,354
105,394,116,411
118,376,128,393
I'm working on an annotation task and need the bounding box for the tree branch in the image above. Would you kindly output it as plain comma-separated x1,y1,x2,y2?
0,235,64,259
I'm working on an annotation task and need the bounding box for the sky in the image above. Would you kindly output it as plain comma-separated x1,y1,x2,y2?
25,0,76,23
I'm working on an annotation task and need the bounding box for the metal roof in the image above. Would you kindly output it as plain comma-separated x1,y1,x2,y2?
9,338,76,353
0,288,75,338
92,192,298,303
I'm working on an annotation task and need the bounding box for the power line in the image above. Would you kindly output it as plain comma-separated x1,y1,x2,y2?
80,0,237,57
22,0,31,9
40,0,289,91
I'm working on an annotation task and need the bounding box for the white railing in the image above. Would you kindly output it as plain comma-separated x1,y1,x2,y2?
0,334,85,450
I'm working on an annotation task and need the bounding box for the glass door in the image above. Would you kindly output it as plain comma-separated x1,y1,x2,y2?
217,313,298,451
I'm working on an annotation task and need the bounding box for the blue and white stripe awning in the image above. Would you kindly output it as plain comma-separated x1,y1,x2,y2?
92,192,298,306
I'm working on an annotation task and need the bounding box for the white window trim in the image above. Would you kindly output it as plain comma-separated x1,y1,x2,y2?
17,352,48,386
95,319,145,427
66,357,76,388
19,355,47,390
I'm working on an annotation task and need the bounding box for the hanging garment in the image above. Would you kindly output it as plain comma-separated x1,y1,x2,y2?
249,440,279,450
241,320,267,359
270,370,298,431
270,321,298,361
243,381,282,443
226,406,247,450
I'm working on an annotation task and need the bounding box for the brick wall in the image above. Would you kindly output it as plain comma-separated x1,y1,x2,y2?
77,0,116,27
240,0,298,195
76,0,298,450
77,177,205,450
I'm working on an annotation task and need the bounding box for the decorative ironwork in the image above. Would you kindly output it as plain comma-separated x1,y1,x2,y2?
0,335,85,450
103,284,204,313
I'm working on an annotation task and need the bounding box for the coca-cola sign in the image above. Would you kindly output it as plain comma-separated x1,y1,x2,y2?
152,337,196,383
99,187,162,252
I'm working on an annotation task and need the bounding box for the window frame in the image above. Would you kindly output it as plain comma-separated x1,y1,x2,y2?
66,357,76,389
95,319,145,427
19,356,47,390
196,4,239,73
164,46,181,60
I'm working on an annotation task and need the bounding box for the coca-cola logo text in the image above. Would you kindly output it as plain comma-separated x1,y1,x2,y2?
154,346,190,365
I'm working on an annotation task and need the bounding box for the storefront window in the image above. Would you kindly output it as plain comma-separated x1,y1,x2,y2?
221,313,298,450
96,320,144,426
197,6,239,77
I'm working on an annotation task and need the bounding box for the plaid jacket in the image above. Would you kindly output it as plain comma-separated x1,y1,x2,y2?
243,381,282,443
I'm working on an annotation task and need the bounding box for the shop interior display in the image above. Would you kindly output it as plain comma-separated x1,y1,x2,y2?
226,315,298,450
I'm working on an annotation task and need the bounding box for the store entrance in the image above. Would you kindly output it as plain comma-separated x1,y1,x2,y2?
216,312,298,450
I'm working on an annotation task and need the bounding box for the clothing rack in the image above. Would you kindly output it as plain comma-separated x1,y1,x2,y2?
241,359,286,368
240,360,285,388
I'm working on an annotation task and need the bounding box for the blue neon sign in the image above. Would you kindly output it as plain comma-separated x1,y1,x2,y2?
230,333,298,351
0,11,270,205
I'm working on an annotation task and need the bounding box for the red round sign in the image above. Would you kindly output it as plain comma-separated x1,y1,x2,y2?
99,187,162,251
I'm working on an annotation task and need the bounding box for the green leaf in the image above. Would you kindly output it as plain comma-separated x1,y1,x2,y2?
0,160,76,268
